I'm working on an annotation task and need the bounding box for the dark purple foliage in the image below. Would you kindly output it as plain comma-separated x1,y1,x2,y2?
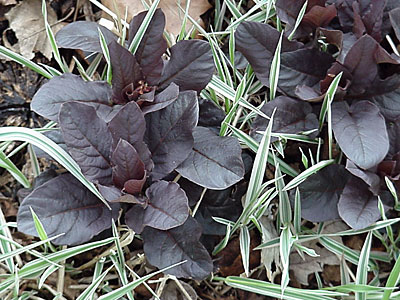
19,8,246,280
176,126,245,190
59,102,113,186
142,217,213,280
338,177,382,229
55,21,118,53
331,101,389,170
250,96,319,142
295,164,349,222
236,0,400,229
18,174,120,245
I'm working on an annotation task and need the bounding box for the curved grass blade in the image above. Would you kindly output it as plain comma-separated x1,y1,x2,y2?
0,150,30,188
0,46,52,79
128,0,161,53
77,266,112,300
355,232,373,300
97,261,185,300
382,254,400,300
220,276,346,300
283,159,334,191
0,127,109,208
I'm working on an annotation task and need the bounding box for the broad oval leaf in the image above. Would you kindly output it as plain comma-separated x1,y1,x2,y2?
145,91,198,180
17,174,119,245
55,21,117,53
125,181,189,233
108,101,153,171
97,184,122,202
159,40,214,92
251,96,319,142
332,101,389,170
128,8,167,85
338,177,381,230
142,217,213,280
111,139,145,190
235,21,302,86
198,98,225,128
342,35,399,95
296,164,349,222
370,76,400,121
31,74,112,122
176,126,245,190
345,160,380,195
279,48,335,97
59,102,113,185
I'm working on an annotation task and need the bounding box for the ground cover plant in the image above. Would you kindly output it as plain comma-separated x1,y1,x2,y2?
235,0,400,230
0,0,400,299
17,7,248,280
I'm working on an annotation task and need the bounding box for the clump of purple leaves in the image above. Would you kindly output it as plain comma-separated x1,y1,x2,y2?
17,9,246,280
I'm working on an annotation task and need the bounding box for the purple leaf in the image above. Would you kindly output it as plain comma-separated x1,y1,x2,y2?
338,177,381,230
32,130,67,159
159,40,214,92
17,174,119,245
59,102,113,185
390,7,400,41
345,160,381,195
276,0,336,38
302,4,337,28
111,139,146,190
198,98,226,128
176,127,244,190
235,21,302,87
31,74,112,122
179,178,244,235
332,101,389,170
297,164,349,222
128,9,167,85
125,181,189,233
95,104,123,123
108,41,143,104
55,21,118,53
336,0,385,42
387,117,400,157
142,217,213,279
342,35,399,95
145,91,198,180
279,48,335,97
251,96,319,142
97,184,122,202
108,101,153,171
369,75,400,121
124,176,147,195
142,83,179,114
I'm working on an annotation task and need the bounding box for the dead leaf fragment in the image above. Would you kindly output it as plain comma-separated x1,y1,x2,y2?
102,0,211,36
290,240,339,285
0,0,16,6
4,0,64,60
259,217,281,281
289,221,348,285
152,279,197,300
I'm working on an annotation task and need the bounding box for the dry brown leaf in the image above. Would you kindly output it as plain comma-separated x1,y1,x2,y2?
0,0,17,6
259,216,281,281
289,221,349,285
4,0,64,60
289,240,339,285
152,279,198,300
102,0,211,36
